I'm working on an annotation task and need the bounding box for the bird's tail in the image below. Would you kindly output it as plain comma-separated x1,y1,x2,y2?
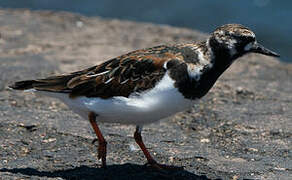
9,80,37,90
9,66,98,92
9,75,74,92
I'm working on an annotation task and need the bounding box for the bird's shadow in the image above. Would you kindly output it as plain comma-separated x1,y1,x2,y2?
0,163,210,180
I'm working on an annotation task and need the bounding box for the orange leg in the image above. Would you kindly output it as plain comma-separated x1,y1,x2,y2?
134,126,183,170
89,112,107,168
134,126,157,164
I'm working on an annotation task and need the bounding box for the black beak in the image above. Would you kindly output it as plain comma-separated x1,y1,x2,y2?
250,43,280,57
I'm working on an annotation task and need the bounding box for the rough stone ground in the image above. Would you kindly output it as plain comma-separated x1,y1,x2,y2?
0,9,291,180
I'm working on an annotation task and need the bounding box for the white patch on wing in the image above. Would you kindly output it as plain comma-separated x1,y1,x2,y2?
36,73,194,125
104,77,114,84
120,79,129,84
86,70,110,77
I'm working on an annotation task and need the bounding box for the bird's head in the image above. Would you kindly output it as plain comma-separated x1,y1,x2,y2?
208,24,279,62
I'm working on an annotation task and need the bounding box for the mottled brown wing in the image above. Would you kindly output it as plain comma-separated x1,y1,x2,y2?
11,45,182,99
67,45,185,98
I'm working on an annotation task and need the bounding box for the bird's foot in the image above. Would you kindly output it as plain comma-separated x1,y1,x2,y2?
97,141,107,168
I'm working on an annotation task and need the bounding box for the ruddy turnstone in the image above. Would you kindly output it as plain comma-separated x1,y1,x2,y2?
10,24,279,169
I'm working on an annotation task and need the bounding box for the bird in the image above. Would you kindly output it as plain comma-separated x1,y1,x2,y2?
9,24,279,169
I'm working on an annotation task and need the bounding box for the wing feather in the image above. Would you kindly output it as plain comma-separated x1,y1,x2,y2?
11,45,187,99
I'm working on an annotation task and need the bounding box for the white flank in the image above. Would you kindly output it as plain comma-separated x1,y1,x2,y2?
37,73,194,125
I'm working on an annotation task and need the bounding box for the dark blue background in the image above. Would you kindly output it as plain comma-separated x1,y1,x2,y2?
1,0,291,62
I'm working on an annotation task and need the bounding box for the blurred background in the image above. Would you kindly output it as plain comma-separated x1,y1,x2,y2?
0,0,291,62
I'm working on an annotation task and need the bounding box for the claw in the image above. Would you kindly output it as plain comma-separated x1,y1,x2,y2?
91,138,98,144
97,141,107,165
89,112,107,168
134,126,183,171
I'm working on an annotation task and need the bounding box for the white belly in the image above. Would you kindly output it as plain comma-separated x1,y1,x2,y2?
38,73,194,125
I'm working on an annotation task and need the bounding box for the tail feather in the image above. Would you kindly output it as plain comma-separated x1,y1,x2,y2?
9,75,74,92
9,66,97,92
9,80,37,90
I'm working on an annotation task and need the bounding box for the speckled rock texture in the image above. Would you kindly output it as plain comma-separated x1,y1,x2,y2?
0,9,291,180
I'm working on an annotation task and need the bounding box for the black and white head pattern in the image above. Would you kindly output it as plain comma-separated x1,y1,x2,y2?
210,24,256,59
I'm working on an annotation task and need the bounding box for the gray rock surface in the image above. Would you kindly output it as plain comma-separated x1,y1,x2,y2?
0,9,291,180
